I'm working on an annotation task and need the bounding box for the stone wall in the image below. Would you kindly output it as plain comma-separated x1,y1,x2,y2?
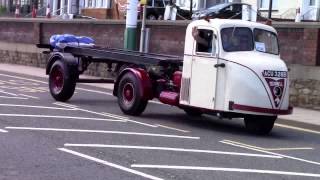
288,64,320,109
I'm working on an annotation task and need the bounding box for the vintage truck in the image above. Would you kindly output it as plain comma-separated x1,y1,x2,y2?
37,19,292,135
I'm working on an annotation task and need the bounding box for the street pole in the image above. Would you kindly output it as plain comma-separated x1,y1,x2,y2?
268,0,273,19
139,4,146,52
124,0,138,50
189,0,192,19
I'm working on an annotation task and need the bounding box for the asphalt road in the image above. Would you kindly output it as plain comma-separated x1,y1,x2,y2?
0,70,320,180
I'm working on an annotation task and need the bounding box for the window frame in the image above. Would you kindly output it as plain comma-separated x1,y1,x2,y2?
310,0,316,6
194,28,218,57
259,0,279,11
253,28,280,55
220,27,255,53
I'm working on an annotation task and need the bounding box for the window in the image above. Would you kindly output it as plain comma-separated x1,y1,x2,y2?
254,29,279,55
221,27,254,52
259,0,278,10
310,0,316,6
194,29,214,54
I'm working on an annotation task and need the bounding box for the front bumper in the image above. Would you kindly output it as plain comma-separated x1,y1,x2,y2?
230,103,293,115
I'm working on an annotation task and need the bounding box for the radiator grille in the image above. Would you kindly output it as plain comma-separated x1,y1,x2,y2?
180,77,190,103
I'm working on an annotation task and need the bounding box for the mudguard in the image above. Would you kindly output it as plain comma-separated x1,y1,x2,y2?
113,68,153,100
46,52,79,75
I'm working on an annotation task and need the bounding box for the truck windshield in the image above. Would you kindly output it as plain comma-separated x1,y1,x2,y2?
221,27,254,52
254,29,279,55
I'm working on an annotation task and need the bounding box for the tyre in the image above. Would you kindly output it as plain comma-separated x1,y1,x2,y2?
117,72,148,116
49,60,77,102
244,115,277,135
183,107,203,117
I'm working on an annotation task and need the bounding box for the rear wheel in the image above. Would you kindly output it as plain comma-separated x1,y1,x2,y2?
244,115,277,135
117,72,148,116
49,60,77,102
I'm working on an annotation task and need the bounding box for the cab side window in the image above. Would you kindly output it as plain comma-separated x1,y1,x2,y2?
192,27,214,54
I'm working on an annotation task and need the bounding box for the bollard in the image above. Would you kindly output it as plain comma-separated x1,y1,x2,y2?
32,5,37,18
14,4,20,18
46,4,51,18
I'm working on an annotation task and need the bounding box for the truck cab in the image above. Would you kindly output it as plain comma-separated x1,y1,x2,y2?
179,19,292,134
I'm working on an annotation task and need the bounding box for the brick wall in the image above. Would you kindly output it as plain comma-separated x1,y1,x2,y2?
277,27,320,65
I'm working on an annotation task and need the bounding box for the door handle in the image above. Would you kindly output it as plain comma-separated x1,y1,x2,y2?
214,63,225,68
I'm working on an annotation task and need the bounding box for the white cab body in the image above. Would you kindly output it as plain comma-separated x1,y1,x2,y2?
180,19,291,116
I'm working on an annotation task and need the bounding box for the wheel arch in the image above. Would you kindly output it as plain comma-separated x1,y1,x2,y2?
113,68,153,100
46,52,79,75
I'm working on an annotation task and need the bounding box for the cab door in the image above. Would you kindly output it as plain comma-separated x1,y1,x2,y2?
189,27,219,110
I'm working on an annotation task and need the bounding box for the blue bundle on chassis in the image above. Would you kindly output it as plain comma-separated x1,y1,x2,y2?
50,34,95,49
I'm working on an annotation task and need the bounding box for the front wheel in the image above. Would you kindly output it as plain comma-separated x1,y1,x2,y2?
49,60,77,102
244,115,277,135
117,72,148,116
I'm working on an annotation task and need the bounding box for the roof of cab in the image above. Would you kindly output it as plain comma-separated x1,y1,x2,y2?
189,19,277,34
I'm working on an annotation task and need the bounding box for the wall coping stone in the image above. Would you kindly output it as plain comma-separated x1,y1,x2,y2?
1,18,320,28
289,64,320,81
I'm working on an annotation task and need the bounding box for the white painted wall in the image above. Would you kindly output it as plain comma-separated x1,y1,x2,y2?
300,0,320,21
243,0,299,19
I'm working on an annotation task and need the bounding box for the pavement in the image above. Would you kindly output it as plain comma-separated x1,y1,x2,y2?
0,63,318,126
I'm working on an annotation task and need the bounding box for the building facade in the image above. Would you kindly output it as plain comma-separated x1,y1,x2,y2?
243,0,320,21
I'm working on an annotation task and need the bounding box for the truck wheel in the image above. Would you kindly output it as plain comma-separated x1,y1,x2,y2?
183,107,203,117
117,72,148,116
49,60,77,102
244,115,277,135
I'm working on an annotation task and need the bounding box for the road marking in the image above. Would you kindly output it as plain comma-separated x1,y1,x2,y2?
219,138,313,151
155,124,190,133
127,120,158,127
53,102,78,109
0,96,28,100
0,129,8,133
0,104,76,111
76,87,113,95
220,140,320,166
5,127,200,139
130,164,320,178
263,147,314,151
64,144,282,159
58,148,163,180
54,102,158,128
101,112,129,120
275,123,320,135
0,114,126,122
54,102,129,121
77,87,164,105
18,94,40,99
0,90,18,96
0,73,47,84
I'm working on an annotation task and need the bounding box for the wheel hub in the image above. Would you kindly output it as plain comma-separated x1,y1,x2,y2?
123,83,134,104
51,67,64,94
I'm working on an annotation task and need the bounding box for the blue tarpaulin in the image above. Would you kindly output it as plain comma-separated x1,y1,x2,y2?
50,34,95,49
